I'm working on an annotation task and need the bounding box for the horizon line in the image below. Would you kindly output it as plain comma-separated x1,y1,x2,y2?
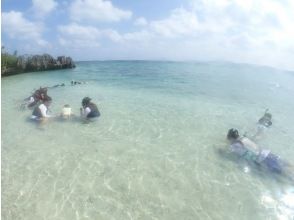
74,59,294,72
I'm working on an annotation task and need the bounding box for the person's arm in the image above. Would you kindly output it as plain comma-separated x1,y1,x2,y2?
241,137,261,154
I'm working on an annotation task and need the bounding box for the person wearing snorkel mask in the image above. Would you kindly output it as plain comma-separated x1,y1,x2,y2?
226,128,294,177
252,109,273,140
258,109,272,128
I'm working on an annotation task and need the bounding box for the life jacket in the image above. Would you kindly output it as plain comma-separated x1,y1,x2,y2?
32,104,47,118
87,103,100,118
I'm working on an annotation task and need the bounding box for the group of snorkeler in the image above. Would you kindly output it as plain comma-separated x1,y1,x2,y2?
22,88,292,178
226,110,294,179
22,80,86,94
22,87,100,123
47,80,86,88
46,80,86,88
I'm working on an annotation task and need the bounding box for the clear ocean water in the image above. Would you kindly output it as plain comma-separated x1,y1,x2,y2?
2,61,294,220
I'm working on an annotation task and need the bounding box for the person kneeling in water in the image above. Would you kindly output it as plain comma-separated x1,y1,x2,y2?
80,97,100,119
31,97,53,122
227,128,293,176
60,104,74,119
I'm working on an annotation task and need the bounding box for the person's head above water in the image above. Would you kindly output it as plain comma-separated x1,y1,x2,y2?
227,128,239,141
42,97,52,106
258,110,272,127
82,97,91,107
38,87,48,94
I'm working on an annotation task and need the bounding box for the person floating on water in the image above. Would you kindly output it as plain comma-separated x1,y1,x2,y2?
227,128,294,179
80,97,100,119
251,109,273,140
71,80,82,85
30,97,53,122
48,83,65,88
258,109,272,128
50,81,86,87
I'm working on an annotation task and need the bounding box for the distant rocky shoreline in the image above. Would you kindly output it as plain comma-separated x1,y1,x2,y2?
1,53,76,77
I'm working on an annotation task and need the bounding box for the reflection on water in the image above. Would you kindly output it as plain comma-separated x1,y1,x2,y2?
2,61,294,220
261,189,294,220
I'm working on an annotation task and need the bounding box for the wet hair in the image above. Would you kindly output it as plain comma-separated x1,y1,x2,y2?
82,97,91,106
43,96,52,103
39,87,48,94
227,128,239,140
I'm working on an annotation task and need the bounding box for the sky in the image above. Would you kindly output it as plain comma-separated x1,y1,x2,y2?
1,0,294,70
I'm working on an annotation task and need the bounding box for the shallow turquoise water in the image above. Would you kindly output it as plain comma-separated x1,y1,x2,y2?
2,61,294,220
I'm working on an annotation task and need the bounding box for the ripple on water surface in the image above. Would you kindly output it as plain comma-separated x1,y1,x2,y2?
2,62,294,220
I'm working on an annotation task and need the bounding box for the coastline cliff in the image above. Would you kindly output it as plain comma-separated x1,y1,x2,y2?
1,51,76,76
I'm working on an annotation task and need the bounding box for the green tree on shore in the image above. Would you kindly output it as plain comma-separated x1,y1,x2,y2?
1,46,18,70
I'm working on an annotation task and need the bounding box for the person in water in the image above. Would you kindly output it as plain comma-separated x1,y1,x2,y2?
227,128,293,176
71,80,82,85
24,87,52,108
60,104,74,119
49,83,65,88
80,97,100,119
258,109,272,128
251,109,273,140
31,97,53,122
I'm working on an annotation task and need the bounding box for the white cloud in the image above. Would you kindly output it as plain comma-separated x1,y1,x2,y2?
101,29,122,42
2,11,49,46
4,0,293,69
190,0,294,42
58,23,123,48
150,8,200,37
32,0,58,17
69,0,132,23
58,23,101,41
134,17,148,26
125,0,293,49
118,8,200,41
58,23,101,48
123,30,153,42
113,0,294,69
